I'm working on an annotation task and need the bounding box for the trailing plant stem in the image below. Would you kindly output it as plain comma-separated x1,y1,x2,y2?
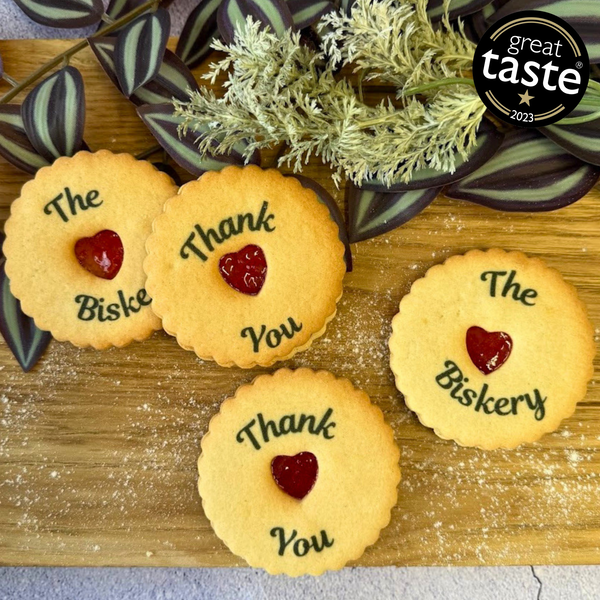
1,73,18,87
0,0,160,104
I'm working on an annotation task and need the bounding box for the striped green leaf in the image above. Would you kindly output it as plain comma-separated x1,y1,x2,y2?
0,105,50,174
22,66,85,162
293,175,352,271
0,255,52,373
445,129,600,211
340,0,355,16
361,119,504,192
462,1,508,43
90,37,199,106
114,8,171,97
176,0,222,69
99,0,146,33
137,103,260,176
217,0,295,45
540,92,600,166
428,0,492,21
491,0,600,63
12,0,103,28
348,184,441,243
88,37,121,89
287,0,334,29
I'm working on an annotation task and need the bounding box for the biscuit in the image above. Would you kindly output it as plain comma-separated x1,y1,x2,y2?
389,249,596,449
198,368,401,576
3,150,178,349
144,166,346,367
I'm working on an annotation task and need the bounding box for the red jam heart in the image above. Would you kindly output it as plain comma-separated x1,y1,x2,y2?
466,326,513,375
271,452,318,500
219,244,267,296
75,230,124,280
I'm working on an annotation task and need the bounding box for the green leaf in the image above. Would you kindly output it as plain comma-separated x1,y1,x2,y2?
0,105,50,174
293,175,352,271
12,0,104,28
0,249,52,373
115,8,171,97
540,92,600,166
100,0,146,34
491,0,600,63
461,1,509,43
90,37,199,106
339,0,355,16
428,0,493,21
137,103,260,176
445,129,600,210
176,0,222,69
361,119,504,192
348,183,440,243
22,66,85,162
88,37,121,89
217,0,295,45
287,0,334,29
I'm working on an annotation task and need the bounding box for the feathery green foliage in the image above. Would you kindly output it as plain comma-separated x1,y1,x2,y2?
174,0,486,187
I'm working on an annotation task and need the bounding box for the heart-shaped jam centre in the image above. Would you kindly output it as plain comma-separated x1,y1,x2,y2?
466,326,513,375
271,452,318,500
75,230,124,280
219,244,267,296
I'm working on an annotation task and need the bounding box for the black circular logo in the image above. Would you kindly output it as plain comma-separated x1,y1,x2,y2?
473,10,589,127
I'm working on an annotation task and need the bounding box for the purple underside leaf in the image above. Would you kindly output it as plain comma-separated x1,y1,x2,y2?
361,119,504,192
114,8,171,97
217,0,295,45
176,0,222,69
137,103,260,176
89,37,199,106
12,0,104,28
490,0,600,63
292,175,352,271
0,104,50,174
0,260,52,373
287,0,335,29
427,0,493,22
539,94,600,166
347,184,441,243
21,66,86,162
444,129,600,211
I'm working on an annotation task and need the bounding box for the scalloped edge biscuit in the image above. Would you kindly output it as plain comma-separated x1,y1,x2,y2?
144,166,346,368
3,150,178,349
198,368,401,576
389,248,596,450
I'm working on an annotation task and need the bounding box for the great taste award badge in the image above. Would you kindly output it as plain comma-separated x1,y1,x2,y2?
473,10,589,127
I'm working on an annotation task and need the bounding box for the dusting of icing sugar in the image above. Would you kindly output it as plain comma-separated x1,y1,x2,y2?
1,211,599,566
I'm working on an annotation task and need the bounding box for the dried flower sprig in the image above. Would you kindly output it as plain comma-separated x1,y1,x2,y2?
174,0,487,187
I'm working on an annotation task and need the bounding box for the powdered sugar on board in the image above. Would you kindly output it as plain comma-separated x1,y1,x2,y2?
0,197,599,566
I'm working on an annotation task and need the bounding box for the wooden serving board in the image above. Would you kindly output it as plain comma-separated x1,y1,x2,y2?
0,39,599,568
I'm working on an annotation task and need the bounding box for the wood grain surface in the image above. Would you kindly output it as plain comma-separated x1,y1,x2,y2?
0,39,599,568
